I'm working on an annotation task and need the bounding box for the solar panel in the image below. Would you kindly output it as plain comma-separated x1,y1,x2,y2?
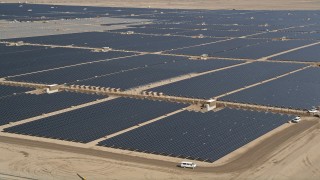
8,54,191,84
0,85,32,98
167,38,267,56
220,67,320,110
75,59,243,89
214,40,314,59
4,98,186,143
7,32,215,52
98,109,292,162
0,92,102,125
151,62,306,99
271,44,320,62
0,46,132,77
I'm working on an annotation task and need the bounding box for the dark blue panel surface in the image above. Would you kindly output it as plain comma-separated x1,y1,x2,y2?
0,44,45,54
0,92,101,125
0,45,131,77
108,27,191,35
220,67,320,110
251,31,320,40
4,98,186,143
271,45,320,62
175,29,253,38
151,62,306,98
76,59,243,89
98,109,291,162
167,38,267,56
0,85,32,98
214,40,314,59
8,54,191,84
7,32,215,52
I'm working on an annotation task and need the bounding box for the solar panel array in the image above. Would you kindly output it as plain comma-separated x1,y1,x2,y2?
0,85,32,98
0,92,102,125
1,3,319,163
213,40,314,59
271,45,320,62
98,109,292,162
220,67,320,110
7,32,215,52
75,59,243,89
152,62,306,98
0,45,132,77
166,38,265,56
4,98,186,143
8,54,188,84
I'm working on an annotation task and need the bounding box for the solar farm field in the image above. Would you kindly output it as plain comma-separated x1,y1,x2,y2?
0,3,319,175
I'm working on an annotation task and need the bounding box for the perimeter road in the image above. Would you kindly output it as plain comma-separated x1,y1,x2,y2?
0,120,317,173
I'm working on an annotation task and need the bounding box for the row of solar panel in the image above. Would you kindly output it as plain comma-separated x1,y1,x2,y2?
109,27,320,40
9,54,242,86
151,62,306,99
6,54,184,83
8,31,316,60
98,109,291,162
4,98,186,143
167,39,316,60
0,85,32,98
220,67,320,110
0,92,102,125
0,44,133,77
5,31,216,52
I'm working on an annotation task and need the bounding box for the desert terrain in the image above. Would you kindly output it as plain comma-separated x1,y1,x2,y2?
1,0,320,10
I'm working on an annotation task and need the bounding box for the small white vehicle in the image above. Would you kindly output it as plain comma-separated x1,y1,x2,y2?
179,161,196,169
291,116,301,123
308,108,319,114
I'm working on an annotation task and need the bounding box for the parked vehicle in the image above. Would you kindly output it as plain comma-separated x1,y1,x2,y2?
179,161,197,169
291,116,301,123
308,108,319,114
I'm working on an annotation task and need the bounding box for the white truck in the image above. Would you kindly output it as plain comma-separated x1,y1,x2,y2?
179,161,197,169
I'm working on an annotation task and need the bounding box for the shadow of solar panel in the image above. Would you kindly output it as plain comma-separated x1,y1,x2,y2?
4,98,186,143
98,109,292,163
220,67,320,110
0,92,101,125
151,62,306,99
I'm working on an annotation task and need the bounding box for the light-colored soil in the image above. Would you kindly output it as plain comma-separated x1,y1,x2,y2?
2,0,320,10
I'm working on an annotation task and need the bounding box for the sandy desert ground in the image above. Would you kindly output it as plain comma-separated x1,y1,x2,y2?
1,0,320,10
